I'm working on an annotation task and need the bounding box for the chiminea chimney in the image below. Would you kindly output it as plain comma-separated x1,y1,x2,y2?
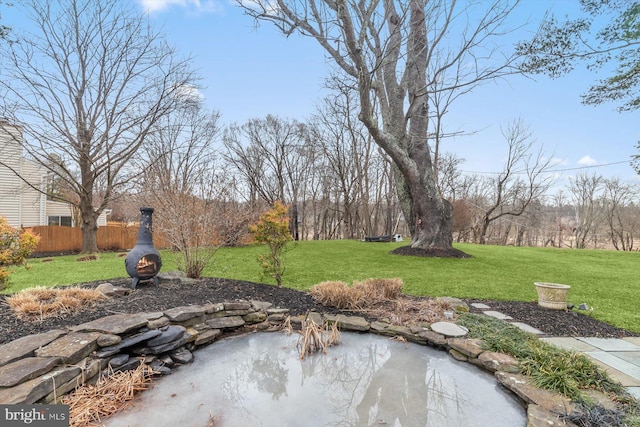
125,207,162,289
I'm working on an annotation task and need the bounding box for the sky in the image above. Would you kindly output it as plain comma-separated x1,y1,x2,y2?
2,0,639,191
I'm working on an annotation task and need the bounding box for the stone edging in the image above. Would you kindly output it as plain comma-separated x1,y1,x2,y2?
0,298,583,426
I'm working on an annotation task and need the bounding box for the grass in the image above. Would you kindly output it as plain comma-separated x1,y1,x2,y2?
4,240,640,332
459,313,640,426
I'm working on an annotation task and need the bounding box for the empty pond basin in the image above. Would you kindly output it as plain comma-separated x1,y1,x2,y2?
105,332,525,427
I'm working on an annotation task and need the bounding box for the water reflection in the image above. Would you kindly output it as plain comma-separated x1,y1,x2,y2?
105,332,525,427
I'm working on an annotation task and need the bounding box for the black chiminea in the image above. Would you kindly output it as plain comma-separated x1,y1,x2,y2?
125,207,162,289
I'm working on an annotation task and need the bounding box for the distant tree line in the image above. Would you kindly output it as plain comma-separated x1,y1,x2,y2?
105,93,639,252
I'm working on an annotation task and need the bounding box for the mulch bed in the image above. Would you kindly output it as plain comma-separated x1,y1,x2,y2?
1,277,637,345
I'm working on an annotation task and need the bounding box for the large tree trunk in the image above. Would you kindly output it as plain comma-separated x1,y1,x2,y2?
390,0,453,250
79,199,99,253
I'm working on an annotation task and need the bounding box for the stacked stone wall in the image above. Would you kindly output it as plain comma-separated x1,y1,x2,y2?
0,298,582,426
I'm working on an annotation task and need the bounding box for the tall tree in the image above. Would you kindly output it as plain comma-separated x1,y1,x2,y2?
0,0,194,253
137,103,249,278
238,0,520,252
602,177,639,251
223,115,314,239
568,172,604,249
473,120,554,244
517,0,640,112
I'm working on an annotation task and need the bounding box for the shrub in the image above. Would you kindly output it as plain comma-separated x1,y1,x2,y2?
0,216,40,289
249,201,293,287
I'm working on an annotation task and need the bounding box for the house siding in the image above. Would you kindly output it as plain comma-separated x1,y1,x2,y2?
0,122,25,227
0,121,109,228
19,159,46,226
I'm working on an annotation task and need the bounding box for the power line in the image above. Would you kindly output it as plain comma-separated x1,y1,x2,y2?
461,160,632,175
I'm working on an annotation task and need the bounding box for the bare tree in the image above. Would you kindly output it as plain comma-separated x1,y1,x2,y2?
311,89,387,239
0,0,194,253
473,120,554,244
237,0,521,253
602,177,639,251
568,173,604,249
223,115,315,239
137,103,250,278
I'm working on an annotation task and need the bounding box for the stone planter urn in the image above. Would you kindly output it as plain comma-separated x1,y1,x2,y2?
534,282,570,310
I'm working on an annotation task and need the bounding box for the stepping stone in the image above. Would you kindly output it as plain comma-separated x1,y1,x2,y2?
510,322,544,335
430,321,468,337
482,311,512,320
471,303,491,309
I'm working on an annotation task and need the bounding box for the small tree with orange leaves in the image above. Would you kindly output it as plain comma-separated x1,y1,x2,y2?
249,202,293,287
0,216,40,289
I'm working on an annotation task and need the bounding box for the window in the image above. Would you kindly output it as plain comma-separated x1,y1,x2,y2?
48,216,72,226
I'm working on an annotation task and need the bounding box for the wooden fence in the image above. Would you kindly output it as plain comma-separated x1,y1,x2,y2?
27,225,148,253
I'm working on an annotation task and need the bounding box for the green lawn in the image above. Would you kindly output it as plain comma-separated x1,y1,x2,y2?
5,241,640,332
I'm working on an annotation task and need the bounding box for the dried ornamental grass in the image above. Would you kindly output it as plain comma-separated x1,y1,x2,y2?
296,319,341,360
311,278,461,325
309,281,356,309
354,277,403,300
6,286,106,320
63,363,155,427
310,278,404,310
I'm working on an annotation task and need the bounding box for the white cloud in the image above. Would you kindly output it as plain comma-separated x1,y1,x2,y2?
139,0,222,14
577,155,597,166
172,83,205,104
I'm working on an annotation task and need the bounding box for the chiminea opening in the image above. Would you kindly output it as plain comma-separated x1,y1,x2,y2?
125,207,162,289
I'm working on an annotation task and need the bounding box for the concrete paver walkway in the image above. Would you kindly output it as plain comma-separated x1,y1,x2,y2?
542,336,640,399
470,304,640,400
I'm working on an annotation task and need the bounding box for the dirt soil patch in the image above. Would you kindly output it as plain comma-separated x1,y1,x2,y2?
0,277,637,345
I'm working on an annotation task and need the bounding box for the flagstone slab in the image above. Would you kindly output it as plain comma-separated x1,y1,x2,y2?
35,332,102,364
0,330,66,367
0,357,60,387
495,372,578,417
72,314,148,334
628,387,640,400
205,316,245,330
164,305,208,322
578,338,640,352
482,311,512,320
95,329,163,358
448,338,484,358
511,322,544,335
324,314,370,332
430,321,468,337
611,351,640,368
541,337,598,352
623,337,640,346
0,366,81,404
585,352,640,386
585,351,640,381
471,303,491,309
